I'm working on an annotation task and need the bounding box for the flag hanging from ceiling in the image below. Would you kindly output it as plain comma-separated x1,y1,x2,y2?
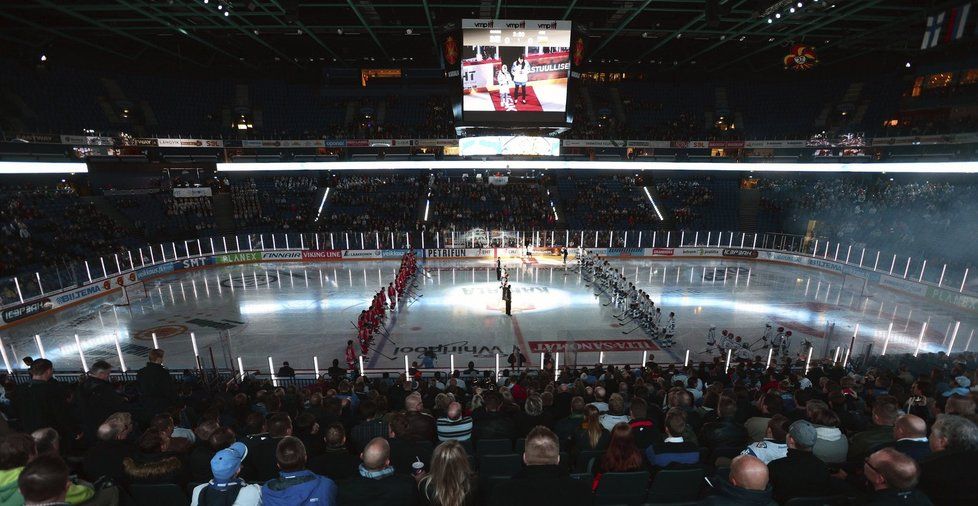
921,3,972,50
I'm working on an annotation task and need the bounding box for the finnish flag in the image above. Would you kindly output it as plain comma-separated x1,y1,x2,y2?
921,11,946,50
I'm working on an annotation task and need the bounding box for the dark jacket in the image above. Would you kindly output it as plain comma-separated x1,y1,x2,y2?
337,472,417,506
629,419,662,450
472,410,516,441
858,488,934,506
645,438,700,468
699,417,749,451
14,379,74,439
388,438,434,475
243,434,286,483
918,449,978,506
876,439,932,462
701,476,778,506
77,376,127,444
261,469,337,506
188,444,217,483
849,425,895,462
767,449,832,504
402,412,437,442
308,447,359,481
136,362,176,421
82,438,136,483
489,464,593,506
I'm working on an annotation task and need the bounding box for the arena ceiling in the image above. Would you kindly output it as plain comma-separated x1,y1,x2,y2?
0,1,941,76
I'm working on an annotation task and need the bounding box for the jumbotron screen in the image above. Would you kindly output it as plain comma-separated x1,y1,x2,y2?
460,19,572,125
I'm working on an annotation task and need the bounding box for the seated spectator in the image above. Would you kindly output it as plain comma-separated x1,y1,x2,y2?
402,393,436,442
261,436,337,506
599,394,630,431
944,394,976,416
554,396,586,443
436,402,472,442
471,392,516,441
123,428,189,487
517,395,550,438
417,441,477,506
191,442,261,506
388,413,434,475
874,414,930,462
29,429,58,458
627,398,661,450
188,420,222,483
941,376,971,397
308,423,358,481
17,454,72,506
918,414,978,505
244,412,292,483
575,405,611,453
806,399,849,465
745,393,783,443
768,420,832,503
0,433,94,505
489,426,592,506
593,423,646,486
589,386,609,413
338,437,416,506
81,412,135,483
701,455,776,506
646,408,700,468
849,398,899,462
860,448,932,506
351,400,389,453
699,397,749,453
741,414,790,464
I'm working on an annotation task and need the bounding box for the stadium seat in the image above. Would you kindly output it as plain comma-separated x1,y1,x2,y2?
783,495,851,506
125,484,187,506
476,439,513,456
575,450,605,473
594,471,650,505
645,466,704,503
478,453,522,476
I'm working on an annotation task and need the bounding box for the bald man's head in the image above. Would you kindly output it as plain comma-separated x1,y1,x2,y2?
361,437,390,471
866,448,920,491
405,393,422,412
894,414,927,440
729,455,769,491
447,402,462,420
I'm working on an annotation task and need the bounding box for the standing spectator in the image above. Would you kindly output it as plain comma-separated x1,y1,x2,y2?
417,441,477,506
860,448,932,506
13,360,74,444
489,426,592,506
277,362,296,379
767,420,832,503
436,402,473,442
136,349,176,425
338,437,416,506
77,361,127,445
918,414,978,505
191,442,261,506
701,455,777,506
261,437,337,506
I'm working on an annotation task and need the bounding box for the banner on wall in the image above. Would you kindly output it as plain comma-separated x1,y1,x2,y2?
302,250,343,260
157,138,225,148
172,187,213,198
1,298,53,324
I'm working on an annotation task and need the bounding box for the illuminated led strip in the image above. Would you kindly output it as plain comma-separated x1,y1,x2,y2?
216,160,978,174
0,162,88,174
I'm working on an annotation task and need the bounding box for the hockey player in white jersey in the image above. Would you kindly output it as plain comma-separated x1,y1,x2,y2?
662,312,677,347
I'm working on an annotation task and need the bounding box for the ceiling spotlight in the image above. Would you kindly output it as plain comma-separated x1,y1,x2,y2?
905,61,911,68
217,4,222,9
39,53,47,62
337,28,343,35
224,11,229,16
797,2,803,7
775,13,781,18
405,28,412,35
767,18,773,23
203,0,208,3
676,33,682,38
789,7,795,13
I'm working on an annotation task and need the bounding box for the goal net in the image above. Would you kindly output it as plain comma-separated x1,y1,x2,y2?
114,281,149,306
841,273,875,298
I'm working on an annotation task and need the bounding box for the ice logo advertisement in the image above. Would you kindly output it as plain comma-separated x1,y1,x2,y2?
460,19,572,121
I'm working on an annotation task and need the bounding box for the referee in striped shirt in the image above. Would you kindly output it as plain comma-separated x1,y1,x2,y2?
437,402,473,442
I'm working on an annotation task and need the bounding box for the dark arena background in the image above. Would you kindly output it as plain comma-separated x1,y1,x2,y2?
1,1,977,505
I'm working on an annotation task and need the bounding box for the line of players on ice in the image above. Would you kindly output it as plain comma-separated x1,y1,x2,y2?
352,252,419,361
580,250,814,363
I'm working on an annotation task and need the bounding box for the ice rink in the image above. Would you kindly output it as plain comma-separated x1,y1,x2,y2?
3,255,977,374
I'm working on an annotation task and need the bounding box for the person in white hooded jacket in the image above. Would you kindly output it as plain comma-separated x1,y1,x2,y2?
806,400,849,465
511,55,530,104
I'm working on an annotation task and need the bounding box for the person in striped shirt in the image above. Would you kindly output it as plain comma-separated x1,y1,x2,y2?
437,402,473,442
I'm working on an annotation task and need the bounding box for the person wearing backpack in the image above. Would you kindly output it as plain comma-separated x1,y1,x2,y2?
191,442,262,506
